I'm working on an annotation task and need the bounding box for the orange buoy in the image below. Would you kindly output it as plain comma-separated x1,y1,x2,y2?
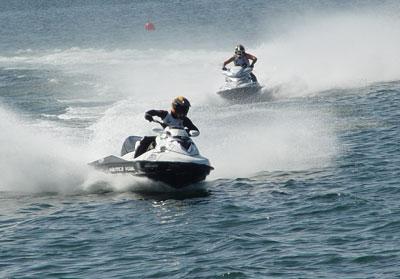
145,22,155,31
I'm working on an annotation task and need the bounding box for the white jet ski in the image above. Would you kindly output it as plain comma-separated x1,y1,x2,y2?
217,66,262,101
89,121,214,189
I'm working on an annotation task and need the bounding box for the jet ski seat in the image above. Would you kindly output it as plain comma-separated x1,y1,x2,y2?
121,136,143,156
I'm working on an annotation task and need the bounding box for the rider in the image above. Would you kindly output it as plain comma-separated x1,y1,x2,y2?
145,96,199,133
222,44,258,82
133,96,199,157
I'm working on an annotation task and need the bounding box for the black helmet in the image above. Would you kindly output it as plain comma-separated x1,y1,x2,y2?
235,44,245,55
172,96,191,118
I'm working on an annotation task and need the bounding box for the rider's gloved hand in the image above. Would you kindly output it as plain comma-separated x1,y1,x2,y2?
145,113,153,122
249,64,254,69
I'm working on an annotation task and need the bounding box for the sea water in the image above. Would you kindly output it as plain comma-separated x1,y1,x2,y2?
1,1,400,278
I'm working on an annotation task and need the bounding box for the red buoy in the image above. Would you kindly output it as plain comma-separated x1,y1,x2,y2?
145,22,155,31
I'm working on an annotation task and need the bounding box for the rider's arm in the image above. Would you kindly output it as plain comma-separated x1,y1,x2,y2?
223,56,235,67
145,110,168,120
183,117,199,133
246,53,257,66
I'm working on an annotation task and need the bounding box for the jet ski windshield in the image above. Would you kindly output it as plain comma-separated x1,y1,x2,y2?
164,127,190,140
159,127,199,155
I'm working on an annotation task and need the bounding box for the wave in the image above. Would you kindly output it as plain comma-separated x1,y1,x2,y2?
0,107,209,194
0,106,87,193
255,11,400,97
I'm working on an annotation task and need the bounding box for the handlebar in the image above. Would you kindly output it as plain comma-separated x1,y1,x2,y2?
151,119,198,137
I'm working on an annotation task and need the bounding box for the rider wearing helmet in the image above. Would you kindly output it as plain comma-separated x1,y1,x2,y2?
145,96,199,133
222,44,258,82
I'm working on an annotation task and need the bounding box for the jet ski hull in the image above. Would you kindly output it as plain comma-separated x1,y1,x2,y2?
134,161,213,188
90,156,213,189
217,84,262,102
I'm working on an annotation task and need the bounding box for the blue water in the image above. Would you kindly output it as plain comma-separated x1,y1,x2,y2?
1,1,400,278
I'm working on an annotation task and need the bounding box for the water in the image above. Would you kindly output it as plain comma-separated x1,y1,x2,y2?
1,0,400,278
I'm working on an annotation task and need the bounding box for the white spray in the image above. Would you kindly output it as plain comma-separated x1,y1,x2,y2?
2,10,400,191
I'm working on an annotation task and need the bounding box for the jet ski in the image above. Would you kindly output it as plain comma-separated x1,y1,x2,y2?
217,66,262,101
89,121,214,189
